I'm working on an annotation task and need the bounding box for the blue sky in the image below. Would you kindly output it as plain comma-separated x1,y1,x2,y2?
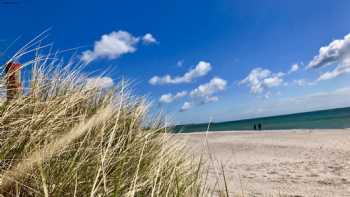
1,0,350,124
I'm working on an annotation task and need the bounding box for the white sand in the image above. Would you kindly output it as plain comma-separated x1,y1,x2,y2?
174,130,350,196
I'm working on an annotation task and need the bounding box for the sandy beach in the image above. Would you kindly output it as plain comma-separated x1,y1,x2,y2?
175,129,350,196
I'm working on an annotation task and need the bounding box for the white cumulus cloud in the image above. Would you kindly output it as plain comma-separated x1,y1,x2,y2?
81,30,140,63
308,33,350,81
308,33,350,69
263,76,283,87
180,102,192,112
190,77,227,97
288,63,299,73
149,61,212,85
318,59,350,81
177,77,227,112
142,33,157,44
86,77,114,89
159,91,187,103
159,94,173,103
240,68,284,94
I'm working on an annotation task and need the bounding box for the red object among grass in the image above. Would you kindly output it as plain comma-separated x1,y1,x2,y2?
5,61,22,101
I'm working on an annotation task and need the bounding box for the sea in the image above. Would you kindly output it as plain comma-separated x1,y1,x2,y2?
172,107,350,133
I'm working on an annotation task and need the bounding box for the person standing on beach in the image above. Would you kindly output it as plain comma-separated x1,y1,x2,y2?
258,123,262,130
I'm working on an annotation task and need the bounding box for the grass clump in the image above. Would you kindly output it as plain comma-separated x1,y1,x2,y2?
0,41,205,196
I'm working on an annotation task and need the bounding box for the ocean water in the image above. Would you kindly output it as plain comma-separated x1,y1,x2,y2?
172,107,350,133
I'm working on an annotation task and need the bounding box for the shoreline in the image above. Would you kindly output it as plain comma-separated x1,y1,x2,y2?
174,128,350,135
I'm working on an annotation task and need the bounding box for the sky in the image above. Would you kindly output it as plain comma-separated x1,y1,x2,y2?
1,0,350,124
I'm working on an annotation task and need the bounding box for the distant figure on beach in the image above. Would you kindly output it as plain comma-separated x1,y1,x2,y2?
253,124,257,130
258,123,262,130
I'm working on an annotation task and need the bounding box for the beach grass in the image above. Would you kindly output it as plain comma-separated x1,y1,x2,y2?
0,40,213,196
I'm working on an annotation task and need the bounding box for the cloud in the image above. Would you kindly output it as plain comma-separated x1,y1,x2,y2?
180,102,192,112
142,33,157,44
149,61,212,85
159,94,173,103
176,60,184,67
200,96,219,104
240,68,284,94
86,77,114,89
288,63,299,73
190,77,227,97
288,87,350,110
307,33,350,81
81,31,140,63
238,87,350,120
317,57,350,81
176,77,227,112
159,91,187,103
293,79,307,86
263,76,283,87
308,33,350,69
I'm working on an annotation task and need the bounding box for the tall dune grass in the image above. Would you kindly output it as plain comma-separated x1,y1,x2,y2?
0,42,207,196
